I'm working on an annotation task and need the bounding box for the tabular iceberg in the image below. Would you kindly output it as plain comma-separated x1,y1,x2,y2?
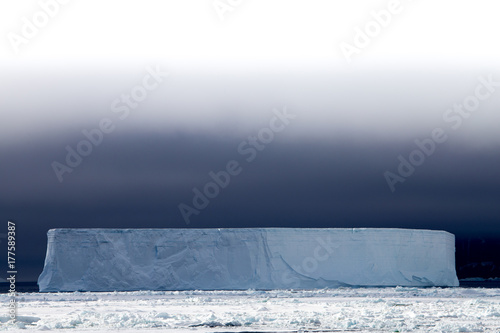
38,228,459,292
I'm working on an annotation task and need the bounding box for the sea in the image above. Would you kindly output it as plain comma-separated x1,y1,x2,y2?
1,280,500,293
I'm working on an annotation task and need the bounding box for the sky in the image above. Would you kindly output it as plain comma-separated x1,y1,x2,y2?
1,0,500,282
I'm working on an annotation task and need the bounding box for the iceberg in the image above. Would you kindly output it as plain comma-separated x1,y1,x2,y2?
38,228,459,292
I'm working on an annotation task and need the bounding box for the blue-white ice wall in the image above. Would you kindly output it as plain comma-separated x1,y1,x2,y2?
38,228,459,291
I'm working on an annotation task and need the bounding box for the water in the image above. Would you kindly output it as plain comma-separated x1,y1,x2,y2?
1,280,500,294
458,279,500,288
0,281,39,293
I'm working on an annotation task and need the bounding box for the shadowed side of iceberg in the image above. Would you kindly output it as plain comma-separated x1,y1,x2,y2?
38,228,459,292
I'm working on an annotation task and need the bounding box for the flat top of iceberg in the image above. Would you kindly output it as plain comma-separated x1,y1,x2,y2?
47,227,454,235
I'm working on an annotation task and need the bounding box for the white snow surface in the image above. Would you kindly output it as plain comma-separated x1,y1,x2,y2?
1,288,500,332
38,228,458,292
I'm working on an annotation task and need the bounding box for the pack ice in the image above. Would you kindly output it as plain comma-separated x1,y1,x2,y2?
38,228,459,292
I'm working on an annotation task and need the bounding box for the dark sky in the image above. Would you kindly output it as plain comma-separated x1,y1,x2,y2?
1,108,500,281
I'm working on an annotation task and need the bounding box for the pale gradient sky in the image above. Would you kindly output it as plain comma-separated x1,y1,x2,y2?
1,1,500,143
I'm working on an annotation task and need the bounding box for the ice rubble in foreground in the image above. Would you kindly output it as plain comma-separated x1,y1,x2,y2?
38,228,458,292
2,288,500,332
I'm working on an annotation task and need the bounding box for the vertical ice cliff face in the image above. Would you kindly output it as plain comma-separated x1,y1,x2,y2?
38,228,459,291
